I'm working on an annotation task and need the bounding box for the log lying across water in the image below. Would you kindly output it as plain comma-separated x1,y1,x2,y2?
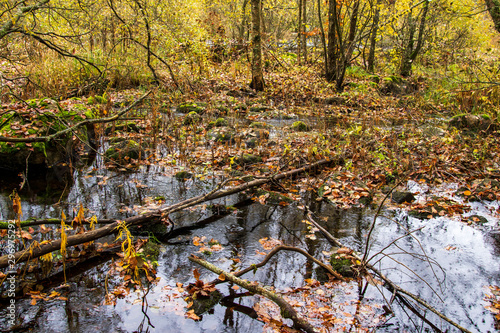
0,157,339,269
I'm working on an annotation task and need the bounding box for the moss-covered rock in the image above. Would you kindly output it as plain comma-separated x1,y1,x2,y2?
0,106,95,170
183,111,201,125
214,117,228,127
234,153,262,166
175,170,193,181
206,127,235,142
291,121,310,132
105,140,144,163
177,102,206,114
207,117,228,129
249,105,270,113
87,94,107,105
249,121,270,129
188,289,223,316
244,128,270,148
330,256,354,277
380,76,418,95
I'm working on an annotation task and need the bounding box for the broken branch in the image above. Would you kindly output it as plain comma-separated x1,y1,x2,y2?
189,255,319,333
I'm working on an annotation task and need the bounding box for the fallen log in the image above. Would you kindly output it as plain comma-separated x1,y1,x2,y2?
0,158,339,269
0,218,116,229
189,255,319,333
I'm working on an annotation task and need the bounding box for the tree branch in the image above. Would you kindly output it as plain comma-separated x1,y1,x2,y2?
0,90,151,143
189,255,319,333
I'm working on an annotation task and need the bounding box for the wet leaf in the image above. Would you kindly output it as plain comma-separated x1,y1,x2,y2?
185,309,200,320
193,268,200,281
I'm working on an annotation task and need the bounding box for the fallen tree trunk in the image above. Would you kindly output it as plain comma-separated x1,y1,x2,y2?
0,218,116,229
0,158,339,269
189,255,319,333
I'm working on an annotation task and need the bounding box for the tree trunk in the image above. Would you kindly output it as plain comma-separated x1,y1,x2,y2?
298,0,303,65
485,0,500,34
400,0,429,77
367,0,381,72
302,0,307,63
326,0,339,83
344,0,360,68
318,0,327,76
250,0,265,91
238,0,250,41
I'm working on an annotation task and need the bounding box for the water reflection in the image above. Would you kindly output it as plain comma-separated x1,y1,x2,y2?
0,160,499,332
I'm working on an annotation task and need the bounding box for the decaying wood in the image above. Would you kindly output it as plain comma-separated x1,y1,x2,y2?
304,208,473,333
189,255,319,333
0,158,338,269
0,218,116,229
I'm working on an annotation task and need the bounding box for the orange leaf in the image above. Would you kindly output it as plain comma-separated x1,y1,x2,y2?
193,268,200,281
186,310,200,320
218,273,226,281
231,285,239,290
463,190,472,196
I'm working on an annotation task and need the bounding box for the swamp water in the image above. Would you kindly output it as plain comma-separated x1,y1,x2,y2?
0,148,499,332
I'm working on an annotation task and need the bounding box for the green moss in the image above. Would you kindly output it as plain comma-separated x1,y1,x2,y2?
95,95,108,104
183,111,201,125
141,240,160,261
215,118,228,127
175,170,193,181
291,121,309,132
234,153,262,166
249,106,269,113
330,256,354,277
249,121,269,129
177,102,206,114
105,140,142,161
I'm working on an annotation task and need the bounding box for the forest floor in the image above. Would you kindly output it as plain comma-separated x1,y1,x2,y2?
1,65,500,332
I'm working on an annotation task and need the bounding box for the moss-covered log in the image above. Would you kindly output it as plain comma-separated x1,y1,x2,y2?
189,255,318,333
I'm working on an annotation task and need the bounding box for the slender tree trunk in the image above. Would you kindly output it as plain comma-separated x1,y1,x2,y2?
302,0,307,63
400,0,429,77
326,0,338,82
367,0,381,72
250,0,265,91
239,0,250,41
344,0,360,68
298,0,303,64
318,0,327,75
